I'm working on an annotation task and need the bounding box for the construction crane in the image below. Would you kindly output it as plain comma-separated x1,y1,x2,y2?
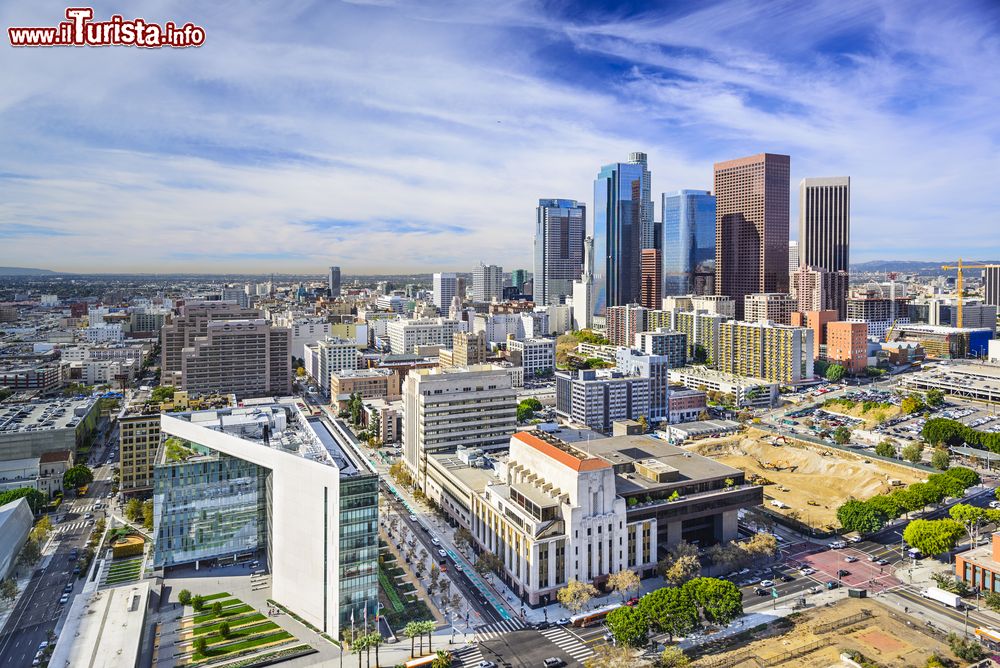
940,258,992,328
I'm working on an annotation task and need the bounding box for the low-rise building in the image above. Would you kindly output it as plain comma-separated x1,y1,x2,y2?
957,532,1000,594
555,369,651,433
330,368,400,406
387,318,464,354
667,367,778,408
37,450,73,496
668,388,707,423
826,321,868,374
0,497,32,579
507,338,555,377
0,397,99,462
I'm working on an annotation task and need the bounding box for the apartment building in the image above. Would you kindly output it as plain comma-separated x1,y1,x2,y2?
606,304,648,347
670,310,726,364
402,365,517,485
826,321,868,375
178,319,291,399
304,337,361,397
387,318,464,355
717,320,813,384
161,300,260,381
555,369,651,433
743,293,797,326
634,329,687,369
615,349,671,421
439,331,487,368
507,338,555,377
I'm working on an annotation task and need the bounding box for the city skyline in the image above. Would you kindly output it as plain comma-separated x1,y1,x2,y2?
2,0,999,273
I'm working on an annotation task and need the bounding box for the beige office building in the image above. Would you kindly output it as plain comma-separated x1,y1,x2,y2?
791,266,850,319
179,319,291,399
161,300,259,381
439,331,487,368
744,293,797,325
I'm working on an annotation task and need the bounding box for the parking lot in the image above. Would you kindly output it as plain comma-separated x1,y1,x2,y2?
873,398,1000,443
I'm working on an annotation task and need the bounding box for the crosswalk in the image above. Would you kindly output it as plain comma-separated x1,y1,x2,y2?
538,625,594,663
474,617,526,642
56,521,90,534
451,644,485,667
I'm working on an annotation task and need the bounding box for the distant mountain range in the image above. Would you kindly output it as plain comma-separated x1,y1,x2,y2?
851,260,1000,275
0,266,57,276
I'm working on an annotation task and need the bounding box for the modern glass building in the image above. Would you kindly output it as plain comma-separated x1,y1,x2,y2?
534,199,585,306
662,190,717,297
593,153,653,316
153,400,378,639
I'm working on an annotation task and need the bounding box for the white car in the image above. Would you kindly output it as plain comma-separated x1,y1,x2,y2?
431,538,440,545
437,549,447,558
800,567,815,576
759,579,774,587
409,514,417,522
844,556,858,563
830,541,846,549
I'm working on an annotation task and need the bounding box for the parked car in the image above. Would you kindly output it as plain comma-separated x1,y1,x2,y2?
431,538,440,545
830,541,846,549
760,579,774,587
844,556,858,563
780,574,794,582
800,567,815,576
753,587,768,596
826,581,839,589
837,569,851,578
543,658,565,668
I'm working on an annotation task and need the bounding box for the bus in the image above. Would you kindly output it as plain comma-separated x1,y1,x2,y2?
570,602,622,628
976,627,1000,650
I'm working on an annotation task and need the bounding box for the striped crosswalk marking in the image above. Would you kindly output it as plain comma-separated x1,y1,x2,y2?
475,617,526,641
56,521,89,533
539,626,594,662
451,645,485,667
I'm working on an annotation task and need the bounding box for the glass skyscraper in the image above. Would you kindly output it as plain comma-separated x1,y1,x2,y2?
534,199,585,306
593,153,653,315
662,190,717,297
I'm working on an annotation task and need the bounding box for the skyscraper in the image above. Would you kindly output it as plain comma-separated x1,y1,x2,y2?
511,269,530,293
328,266,341,297
714,153,790,319
472,263,503,303
640,249,661,310
534,199,586,306
788,240,800,273
572,236,595,331
432,272,457,310
799,177,850,272
661,189,716,296
984,266,1000,308
593,153,654,315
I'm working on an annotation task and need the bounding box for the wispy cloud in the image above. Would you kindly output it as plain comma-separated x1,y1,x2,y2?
0,0,997,272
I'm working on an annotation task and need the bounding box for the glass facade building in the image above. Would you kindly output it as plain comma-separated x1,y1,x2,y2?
338,476,379,629
593,154,653,315
533,199,585,306
662,190,717,297
152,440,267,567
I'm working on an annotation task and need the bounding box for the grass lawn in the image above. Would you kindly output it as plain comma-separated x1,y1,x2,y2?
192,613,266,635
204,622,279,645
191,630,292,661
199,592,231,601
193,604,253,624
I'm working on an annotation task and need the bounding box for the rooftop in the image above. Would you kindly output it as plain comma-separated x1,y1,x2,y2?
48,581,150,668
0,397,96,435
512,431,611,472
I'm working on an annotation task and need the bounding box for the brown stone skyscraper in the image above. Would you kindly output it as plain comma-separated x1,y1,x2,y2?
640,248,661,310
714,153,790,319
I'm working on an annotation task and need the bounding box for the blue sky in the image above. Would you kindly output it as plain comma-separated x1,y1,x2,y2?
1,0,998,273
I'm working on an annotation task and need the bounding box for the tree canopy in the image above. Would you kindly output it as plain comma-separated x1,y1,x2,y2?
684,577,743,625
605,605,649,648
903,518,965,557
0,487,46,513
837,498,887,535
63,465,94,489
825,364,846,382
637,586,698,641
556,579,598,614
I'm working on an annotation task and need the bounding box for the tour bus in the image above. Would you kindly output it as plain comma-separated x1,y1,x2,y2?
570,602,622,628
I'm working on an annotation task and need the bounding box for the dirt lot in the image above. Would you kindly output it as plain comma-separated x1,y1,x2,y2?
688,430,926,530
821,399,903,428
697,597,960,668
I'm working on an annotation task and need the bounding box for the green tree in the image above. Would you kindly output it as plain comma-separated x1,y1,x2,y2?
901,394,925,415
516,404,534,422
825,364,846,382
430,649,452,668
0,488,46,514
557,579,598,615
836,499,886,535
948,633,986,661
605,605,649,648
903,518,964,557
944,466,979,488
0,578,19,605
684,577,743,625
638,586,698,641
177,589,191,605
949,504,1000,545
125,498,142,522
63,465,94,490
930,448,950,471
418,620,436,655
142,499,154,531
403,621,420,658
211,601,223,616
659,646,691,668
17,539,41,568
219,621,231,639
193,637,208,656
192,595,205,611
901,442,924,464
984,591,1000,613
832,426,851,445
150,385,176,403
875,439,896,458
925,389,945,407
663,554,701,586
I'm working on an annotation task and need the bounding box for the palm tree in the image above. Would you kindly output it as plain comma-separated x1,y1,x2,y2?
419,620,436,655
351,633,368,668
366,631,382,667
403,621,420,658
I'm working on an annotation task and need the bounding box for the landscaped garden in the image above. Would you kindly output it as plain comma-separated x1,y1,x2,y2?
175,591,315,667
378,543,433,629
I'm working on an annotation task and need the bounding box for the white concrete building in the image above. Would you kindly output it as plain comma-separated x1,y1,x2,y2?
154,401,378,638
304,336,360,397
472,263,504,303
403,365,517,484
507,338,555,377
433,273,458,310
386,318,465,355
83,324,124,343
274,315,333,359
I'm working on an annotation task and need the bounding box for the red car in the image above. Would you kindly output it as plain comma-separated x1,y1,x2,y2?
625,597,639,607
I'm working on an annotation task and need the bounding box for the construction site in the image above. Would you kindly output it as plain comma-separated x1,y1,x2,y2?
693,598,962,668
688,429,926,531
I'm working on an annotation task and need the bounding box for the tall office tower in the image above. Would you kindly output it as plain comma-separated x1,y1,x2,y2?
744,293,797,325
714,153,791,319
402,365,517,485
432,272,457,310
606,304,648,347
179,319,292,399
640,249,662,310
328,266,342,297
791,266,850,318
572,236,595,331
511,269,530,293
534,199,586,306
472,263,504,303
789,240,800,273
983,266,1000,307
160,300,260,382
662,190,716,296
593,153,654,315
799,177,850,272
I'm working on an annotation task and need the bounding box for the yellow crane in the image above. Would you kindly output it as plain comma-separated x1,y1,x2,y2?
940,258,992,328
